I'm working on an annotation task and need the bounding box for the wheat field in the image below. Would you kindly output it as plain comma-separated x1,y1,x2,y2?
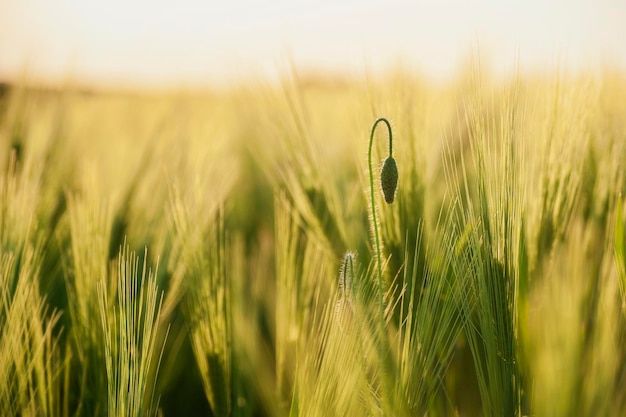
0,65,625,417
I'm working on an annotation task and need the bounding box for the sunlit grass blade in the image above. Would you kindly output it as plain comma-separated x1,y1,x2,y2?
616,196,626,310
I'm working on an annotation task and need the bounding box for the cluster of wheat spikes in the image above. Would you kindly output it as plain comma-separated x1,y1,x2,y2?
0,65,625,417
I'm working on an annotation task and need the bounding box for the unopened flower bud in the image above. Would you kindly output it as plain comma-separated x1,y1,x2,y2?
380,157,398,204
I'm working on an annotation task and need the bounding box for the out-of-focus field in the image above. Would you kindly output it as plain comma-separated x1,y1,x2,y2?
0,67,626,417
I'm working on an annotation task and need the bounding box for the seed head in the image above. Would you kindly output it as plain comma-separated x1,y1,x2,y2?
336,251,356,331
338,251,355,297
380,157,398,204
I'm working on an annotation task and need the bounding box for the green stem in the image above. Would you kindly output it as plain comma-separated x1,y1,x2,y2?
367,117,393,411
368,117,393,320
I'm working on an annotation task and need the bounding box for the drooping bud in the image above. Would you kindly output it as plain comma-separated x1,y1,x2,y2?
338,251,355,298
380,157,398,204
335,251,356,331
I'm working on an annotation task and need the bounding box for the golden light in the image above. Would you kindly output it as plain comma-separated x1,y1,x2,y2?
1,0,625,89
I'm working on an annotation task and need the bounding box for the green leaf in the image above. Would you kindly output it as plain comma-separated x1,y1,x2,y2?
615,195,626,308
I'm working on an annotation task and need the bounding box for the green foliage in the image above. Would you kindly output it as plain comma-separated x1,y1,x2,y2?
0,68,625,417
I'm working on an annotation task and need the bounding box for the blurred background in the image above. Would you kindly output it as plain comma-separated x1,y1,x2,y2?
1,0,625,89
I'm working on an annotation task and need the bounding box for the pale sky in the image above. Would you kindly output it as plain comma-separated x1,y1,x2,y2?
1,0,625,88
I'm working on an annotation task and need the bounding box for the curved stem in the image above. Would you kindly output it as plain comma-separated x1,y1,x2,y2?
368,117,393,316
367,117,393,411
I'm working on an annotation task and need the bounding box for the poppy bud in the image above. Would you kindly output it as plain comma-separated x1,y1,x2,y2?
380,157,398,204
